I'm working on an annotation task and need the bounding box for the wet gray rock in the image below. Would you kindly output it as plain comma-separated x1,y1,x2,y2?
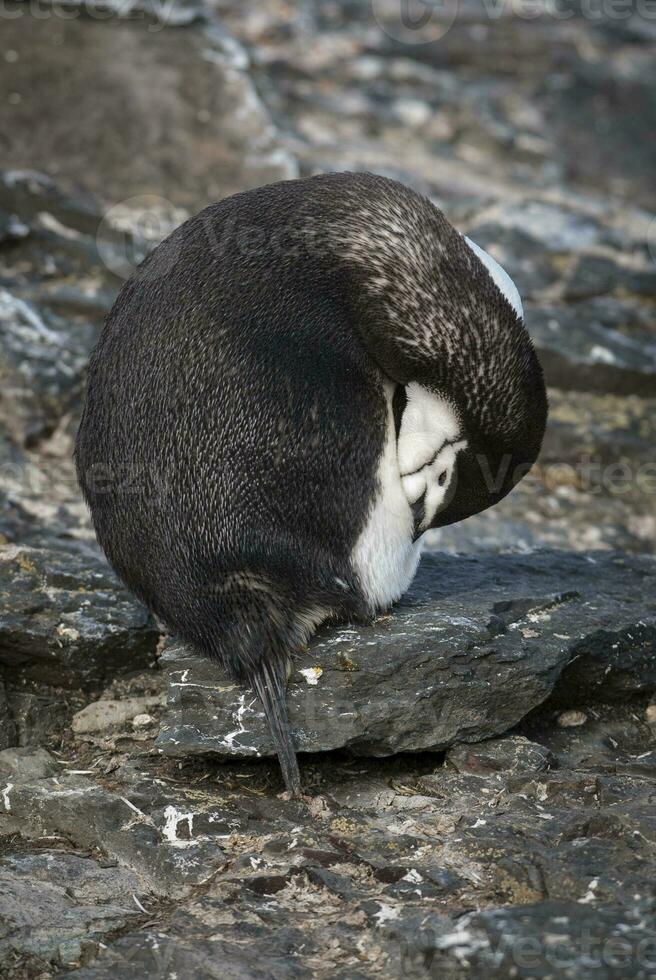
65,930,321,980
0,770,227,899
0,288,95,447
0,172,120,420
0,208,28,246
0,168,102,245
473,200,602,253
0,542,159,688
0,747,59,781
565,253,656,302
0,169,120,313
157,551,656,761
0,851,143,970
529,304,656,399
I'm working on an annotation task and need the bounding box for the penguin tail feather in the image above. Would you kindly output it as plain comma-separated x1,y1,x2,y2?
250,658,301,798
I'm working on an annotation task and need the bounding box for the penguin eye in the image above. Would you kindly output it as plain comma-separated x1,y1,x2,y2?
438,469,448,487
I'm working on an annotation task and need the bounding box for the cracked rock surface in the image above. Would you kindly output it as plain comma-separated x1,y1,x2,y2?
157,551,656,760
0,542,159,689
1,552,654,980
2,697,656,979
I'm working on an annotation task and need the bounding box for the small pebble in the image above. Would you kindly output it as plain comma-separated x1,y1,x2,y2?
645,703,656,725
558,710,588,728
72,696,164,733
299,666,322,686
392,97,431,128
132,713,155,728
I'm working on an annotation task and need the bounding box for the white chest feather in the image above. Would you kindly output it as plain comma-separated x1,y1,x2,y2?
351,382,422,613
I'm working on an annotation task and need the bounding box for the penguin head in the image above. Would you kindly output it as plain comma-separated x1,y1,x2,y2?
301,171,547,533
427,236,547,531
427,417,545,530
393,235,547,536
397,377,545,536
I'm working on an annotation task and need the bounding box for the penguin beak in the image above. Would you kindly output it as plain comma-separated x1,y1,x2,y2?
445,435,545,528
429,443,518,528
411,492,426,540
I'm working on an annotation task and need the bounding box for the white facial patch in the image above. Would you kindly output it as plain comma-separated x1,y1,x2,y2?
464,236,523,321
397,383,467,533
397,382,460,475
402,439,467,532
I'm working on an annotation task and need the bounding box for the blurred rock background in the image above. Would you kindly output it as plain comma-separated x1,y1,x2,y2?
0,2,655,977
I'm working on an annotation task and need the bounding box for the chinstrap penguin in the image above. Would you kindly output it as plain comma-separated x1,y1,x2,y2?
75,173,547,796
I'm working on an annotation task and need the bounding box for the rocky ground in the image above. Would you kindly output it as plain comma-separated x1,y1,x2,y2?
0,1,655,977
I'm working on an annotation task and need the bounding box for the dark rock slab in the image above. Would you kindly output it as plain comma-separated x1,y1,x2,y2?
65,931,315,980
4,685,76,748
529,304,656,399
0,677,16,750
156,551,656,761
0,851,143,970
0,769,227,899
0,542,159,688
426,900,656,980
551,620,656,706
